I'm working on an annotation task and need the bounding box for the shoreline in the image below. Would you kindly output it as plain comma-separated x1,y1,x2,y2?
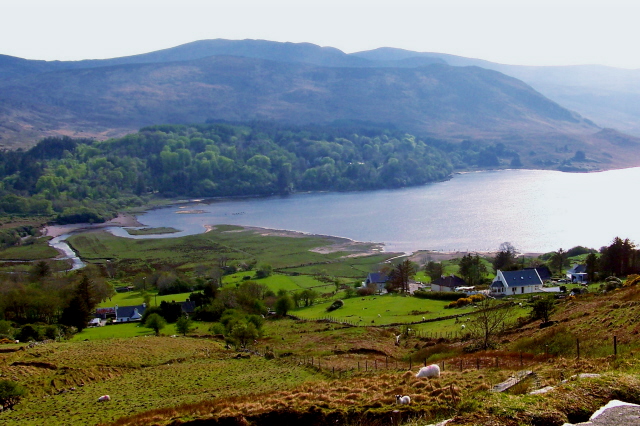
43,213,144,239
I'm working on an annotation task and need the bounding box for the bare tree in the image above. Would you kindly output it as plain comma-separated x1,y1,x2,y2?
467,298,514,350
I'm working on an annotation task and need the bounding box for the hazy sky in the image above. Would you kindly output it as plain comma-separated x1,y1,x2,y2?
3,0,639,69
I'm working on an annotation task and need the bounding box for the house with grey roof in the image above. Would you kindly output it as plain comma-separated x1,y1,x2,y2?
490,269,543,296
364,272,389,294
566,264,588,283
114,304,146,322
431,275,467,292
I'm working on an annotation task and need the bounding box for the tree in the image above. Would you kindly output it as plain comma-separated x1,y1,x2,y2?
59,274,96,332
0,379,26,411
424,261,444,282
274,294,294,316
145,313,167,336
175,316,194,336
228,321,259,349
256,263,273,279
550,248,568,275
493,242,517,271
387,260,417,293
458,254,487,286
467,298,514,350
531,297,555,323
585,252,598,282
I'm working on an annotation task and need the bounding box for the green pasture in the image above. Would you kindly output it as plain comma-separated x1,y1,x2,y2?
70,321,216,341
0,237,59,260
125,227,180,235
97,290,191,308
293,293,471,325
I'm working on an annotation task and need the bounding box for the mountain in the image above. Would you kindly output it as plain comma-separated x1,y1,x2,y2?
353,47,640,137
0,39,639,170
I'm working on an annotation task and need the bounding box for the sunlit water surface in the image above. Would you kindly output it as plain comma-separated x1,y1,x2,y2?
103,168,640,254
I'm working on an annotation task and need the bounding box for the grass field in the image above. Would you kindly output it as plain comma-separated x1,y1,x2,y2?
97,291,192,309
293,293,471,325
0,337,322,426
67,227,395,277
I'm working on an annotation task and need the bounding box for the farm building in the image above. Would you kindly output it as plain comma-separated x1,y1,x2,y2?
431,275,467,292
490,269,543,296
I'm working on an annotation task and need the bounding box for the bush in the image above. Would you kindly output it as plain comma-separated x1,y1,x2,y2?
0,379,26,410
356,286,375,296
469,294,485,302
16,324,42,342
414,290,466,301
326,299,344,312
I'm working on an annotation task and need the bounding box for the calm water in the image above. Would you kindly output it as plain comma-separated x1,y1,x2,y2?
107,168,640,254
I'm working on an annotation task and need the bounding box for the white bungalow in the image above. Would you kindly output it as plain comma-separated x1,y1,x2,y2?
490,269,543,296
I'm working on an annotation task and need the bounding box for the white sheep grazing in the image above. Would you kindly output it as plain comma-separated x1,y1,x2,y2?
395,334,401,345
460,324,466,330
97,395,111,402
422,316,426,321
518,303,523,307
395,395,411,405
378,314,381,318
416,364,441,378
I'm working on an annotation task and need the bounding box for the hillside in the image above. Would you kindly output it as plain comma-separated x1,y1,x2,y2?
354,47,640,138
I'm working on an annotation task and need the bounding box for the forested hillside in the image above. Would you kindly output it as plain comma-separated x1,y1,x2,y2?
0,122,498,223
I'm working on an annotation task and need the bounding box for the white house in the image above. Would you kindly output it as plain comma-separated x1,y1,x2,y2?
114,304,146,322
364,272,389,294
566,264,588,283
490,269,543,296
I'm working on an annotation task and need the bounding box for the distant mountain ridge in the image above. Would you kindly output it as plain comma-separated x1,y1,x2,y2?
0,39,639,170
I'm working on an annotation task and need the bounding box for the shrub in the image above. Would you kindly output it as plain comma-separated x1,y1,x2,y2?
356,286,375,296
624,274,640,287
326,299,344,312
455,297,473,307
0,380,26,410
16,324,42,342
469,294,485,302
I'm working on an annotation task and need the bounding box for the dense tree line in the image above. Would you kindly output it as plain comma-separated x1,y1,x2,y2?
0,122,521,223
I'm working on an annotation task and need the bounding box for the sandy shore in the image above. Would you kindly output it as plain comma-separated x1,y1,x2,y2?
43,213,143,238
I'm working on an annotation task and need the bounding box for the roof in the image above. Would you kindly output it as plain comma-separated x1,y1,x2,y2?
181,301,196,313
568,264,587,274
432,275,467,288
116,304,146,319
525,266,552,281
492,269,543,288
366,272,388,284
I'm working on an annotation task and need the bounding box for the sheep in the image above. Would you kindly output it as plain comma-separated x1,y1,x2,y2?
97,395,111,402
395,395,411,405
460,324,466,330
378,314,381,317
416,364,440,378
395,334,401,345
422,316,426,321
518,302,523,307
